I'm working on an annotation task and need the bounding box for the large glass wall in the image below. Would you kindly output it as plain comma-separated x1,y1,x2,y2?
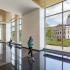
18,18,22,43
63,0,70,52
45,0,70,52
10,17,22,43
11,18,16,41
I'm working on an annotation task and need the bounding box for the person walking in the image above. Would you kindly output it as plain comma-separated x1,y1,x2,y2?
28,36,35,62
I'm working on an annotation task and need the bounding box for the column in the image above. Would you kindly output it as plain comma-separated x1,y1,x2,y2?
2,24,6,62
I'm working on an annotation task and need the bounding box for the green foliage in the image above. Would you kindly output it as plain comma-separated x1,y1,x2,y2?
11,31,15,40
46,39,70,47
45,27,54,40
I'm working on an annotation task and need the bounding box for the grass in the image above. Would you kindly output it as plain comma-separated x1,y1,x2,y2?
46,39,70,47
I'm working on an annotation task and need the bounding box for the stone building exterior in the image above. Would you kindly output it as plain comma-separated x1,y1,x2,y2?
53,24,70,40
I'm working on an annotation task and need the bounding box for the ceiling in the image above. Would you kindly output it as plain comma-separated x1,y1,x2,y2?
0,0,64,15
33,0,63,8
0,0,39,15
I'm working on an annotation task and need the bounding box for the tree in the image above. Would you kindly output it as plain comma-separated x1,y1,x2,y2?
45,27,54,40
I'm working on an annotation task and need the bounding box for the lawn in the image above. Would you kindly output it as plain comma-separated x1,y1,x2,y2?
46,39,70,47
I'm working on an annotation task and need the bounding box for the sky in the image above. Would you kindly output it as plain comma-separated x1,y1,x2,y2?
45,0,70,27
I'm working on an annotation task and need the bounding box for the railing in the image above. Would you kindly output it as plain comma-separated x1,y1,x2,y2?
0,40,23,70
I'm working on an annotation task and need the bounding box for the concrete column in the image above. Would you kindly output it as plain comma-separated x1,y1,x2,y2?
2,24,6,62
22,8,44,50
39,8,44,50
22,9,40,50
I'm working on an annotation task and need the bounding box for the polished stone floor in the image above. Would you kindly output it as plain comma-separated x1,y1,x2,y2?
0,48,70,70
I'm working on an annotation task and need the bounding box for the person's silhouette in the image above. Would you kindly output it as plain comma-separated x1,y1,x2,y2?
28,36,33,57
8,39,12,49
28,36,35,62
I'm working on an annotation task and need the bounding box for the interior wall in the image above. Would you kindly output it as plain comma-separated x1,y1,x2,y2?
22,8,44,50
39,8,44,50
22,9,40,50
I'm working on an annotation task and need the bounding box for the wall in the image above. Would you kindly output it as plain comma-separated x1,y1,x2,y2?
39,8,44,50
22,8,44,50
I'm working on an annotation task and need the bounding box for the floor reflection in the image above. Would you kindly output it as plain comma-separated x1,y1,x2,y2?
0,49,70,70
44,53,70,70
28,58,34,70
22,51,70,70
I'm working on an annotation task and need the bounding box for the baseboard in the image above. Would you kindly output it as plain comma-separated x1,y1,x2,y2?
22,47,42,52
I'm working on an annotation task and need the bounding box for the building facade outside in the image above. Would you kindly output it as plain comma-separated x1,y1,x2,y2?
53,24,70,40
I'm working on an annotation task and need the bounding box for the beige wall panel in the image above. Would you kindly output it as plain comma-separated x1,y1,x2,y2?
22,9,40,50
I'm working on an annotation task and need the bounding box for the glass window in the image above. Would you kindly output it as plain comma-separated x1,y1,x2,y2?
45,0,70,52
46,3,62,16
45,14,62,50
11,22,15,26
63,0,70,11
63,11,70,51
11,27,15,31
45,14,62,27
11,20,15,41
18,18,22,43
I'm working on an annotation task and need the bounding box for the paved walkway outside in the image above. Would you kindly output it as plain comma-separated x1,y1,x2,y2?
46,45,70,52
